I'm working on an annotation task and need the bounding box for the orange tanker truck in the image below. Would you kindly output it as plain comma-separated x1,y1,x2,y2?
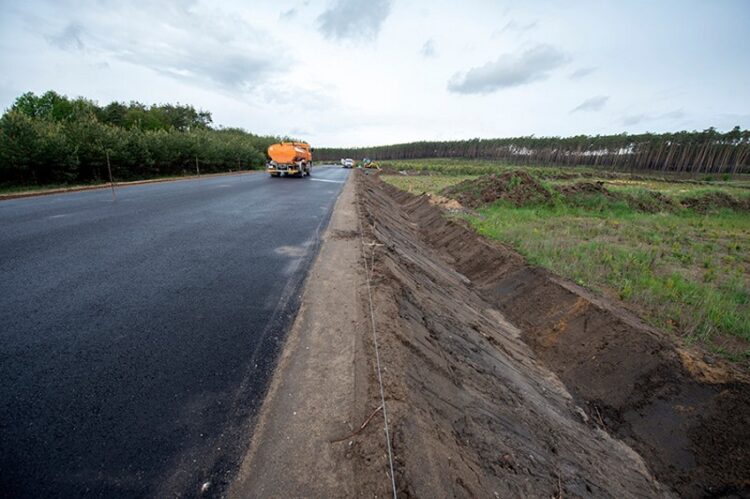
266,142,312,177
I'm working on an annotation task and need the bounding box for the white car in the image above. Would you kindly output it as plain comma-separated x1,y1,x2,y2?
342,158,354,168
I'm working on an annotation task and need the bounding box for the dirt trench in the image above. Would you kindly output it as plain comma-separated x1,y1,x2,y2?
354,173,669,497
354,172,750,498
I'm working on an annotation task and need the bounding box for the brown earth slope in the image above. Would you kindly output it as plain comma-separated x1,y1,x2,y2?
360,172,750,497
354,172,672,497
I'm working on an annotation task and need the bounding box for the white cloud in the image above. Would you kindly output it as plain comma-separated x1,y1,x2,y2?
280,7,298,19
47,22,84,51
569,67,596,80
421,39,436,58
621,109,685,126
448,45,568,94
621,113,646,126
493,19,538,37
317,0,391,41
38,1,281,92
571,95,609,112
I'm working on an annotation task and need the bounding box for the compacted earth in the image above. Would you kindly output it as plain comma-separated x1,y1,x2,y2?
344,172,749,497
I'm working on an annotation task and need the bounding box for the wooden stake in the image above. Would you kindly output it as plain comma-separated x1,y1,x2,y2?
106,150,116,201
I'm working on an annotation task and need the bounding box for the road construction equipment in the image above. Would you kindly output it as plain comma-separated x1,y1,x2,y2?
267,142,312,177
361,158,381,170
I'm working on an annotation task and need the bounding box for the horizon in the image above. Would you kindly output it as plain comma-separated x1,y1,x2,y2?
6,88,748,150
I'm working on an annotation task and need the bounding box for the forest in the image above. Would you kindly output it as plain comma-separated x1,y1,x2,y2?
317,128,750,175
3,91,749,188
0,91,280,187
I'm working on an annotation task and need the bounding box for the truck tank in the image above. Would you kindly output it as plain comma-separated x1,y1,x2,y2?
267,143,311,164
267,142,313,177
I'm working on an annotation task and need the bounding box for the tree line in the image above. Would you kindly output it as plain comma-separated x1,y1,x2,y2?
316,128,750,175
0,91,281,186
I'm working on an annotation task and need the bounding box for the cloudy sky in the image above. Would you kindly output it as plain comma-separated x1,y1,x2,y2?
1,0,748,146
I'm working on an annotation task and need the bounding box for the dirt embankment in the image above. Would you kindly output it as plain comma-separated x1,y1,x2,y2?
442,171,552,208
357,172,750,497
681,191,750,213
354,172,670,497
441,172,749,213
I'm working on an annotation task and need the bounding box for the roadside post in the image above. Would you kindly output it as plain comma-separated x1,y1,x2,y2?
106,150,116,201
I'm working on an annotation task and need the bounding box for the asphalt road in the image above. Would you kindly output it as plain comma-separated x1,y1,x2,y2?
0,166,350,497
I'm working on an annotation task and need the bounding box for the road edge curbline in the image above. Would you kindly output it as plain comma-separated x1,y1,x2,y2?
229,172,372,497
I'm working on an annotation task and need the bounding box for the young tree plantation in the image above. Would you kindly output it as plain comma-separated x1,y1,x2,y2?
0,91,279,186
318,129,750,175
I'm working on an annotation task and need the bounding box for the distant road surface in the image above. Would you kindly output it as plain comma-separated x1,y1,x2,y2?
0,166,349,497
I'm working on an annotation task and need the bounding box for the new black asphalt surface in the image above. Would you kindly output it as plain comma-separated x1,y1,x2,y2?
0,166,349,497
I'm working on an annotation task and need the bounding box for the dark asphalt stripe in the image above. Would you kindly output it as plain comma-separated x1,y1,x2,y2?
0,166,350,498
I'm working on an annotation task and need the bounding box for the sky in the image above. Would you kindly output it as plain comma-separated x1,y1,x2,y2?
0,0,748,147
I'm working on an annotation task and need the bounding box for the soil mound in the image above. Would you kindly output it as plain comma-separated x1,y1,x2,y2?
443,174,679,213
627,190,680,212
557,180,611,196
426,193,464,212
442,171,552,208
358,172,750,498
557,181,680,213
681,191,750,212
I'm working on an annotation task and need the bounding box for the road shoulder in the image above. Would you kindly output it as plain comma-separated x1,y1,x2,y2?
229,173,367,497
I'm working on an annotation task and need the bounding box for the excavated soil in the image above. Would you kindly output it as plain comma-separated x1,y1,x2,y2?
629,190,681,212
681,191,750,213
558,181,679,212
441,171,552,208
354,171,750,498
442,173,746,214
556,180,610,196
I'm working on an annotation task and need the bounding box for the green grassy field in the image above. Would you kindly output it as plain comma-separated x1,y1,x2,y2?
381,159,750,362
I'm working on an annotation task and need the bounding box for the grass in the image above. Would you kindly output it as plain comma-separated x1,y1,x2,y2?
380,159,750,361
550,178,750,204
380,158,750,185
379,175,476,195
0,183,92,196
380,158,607,178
